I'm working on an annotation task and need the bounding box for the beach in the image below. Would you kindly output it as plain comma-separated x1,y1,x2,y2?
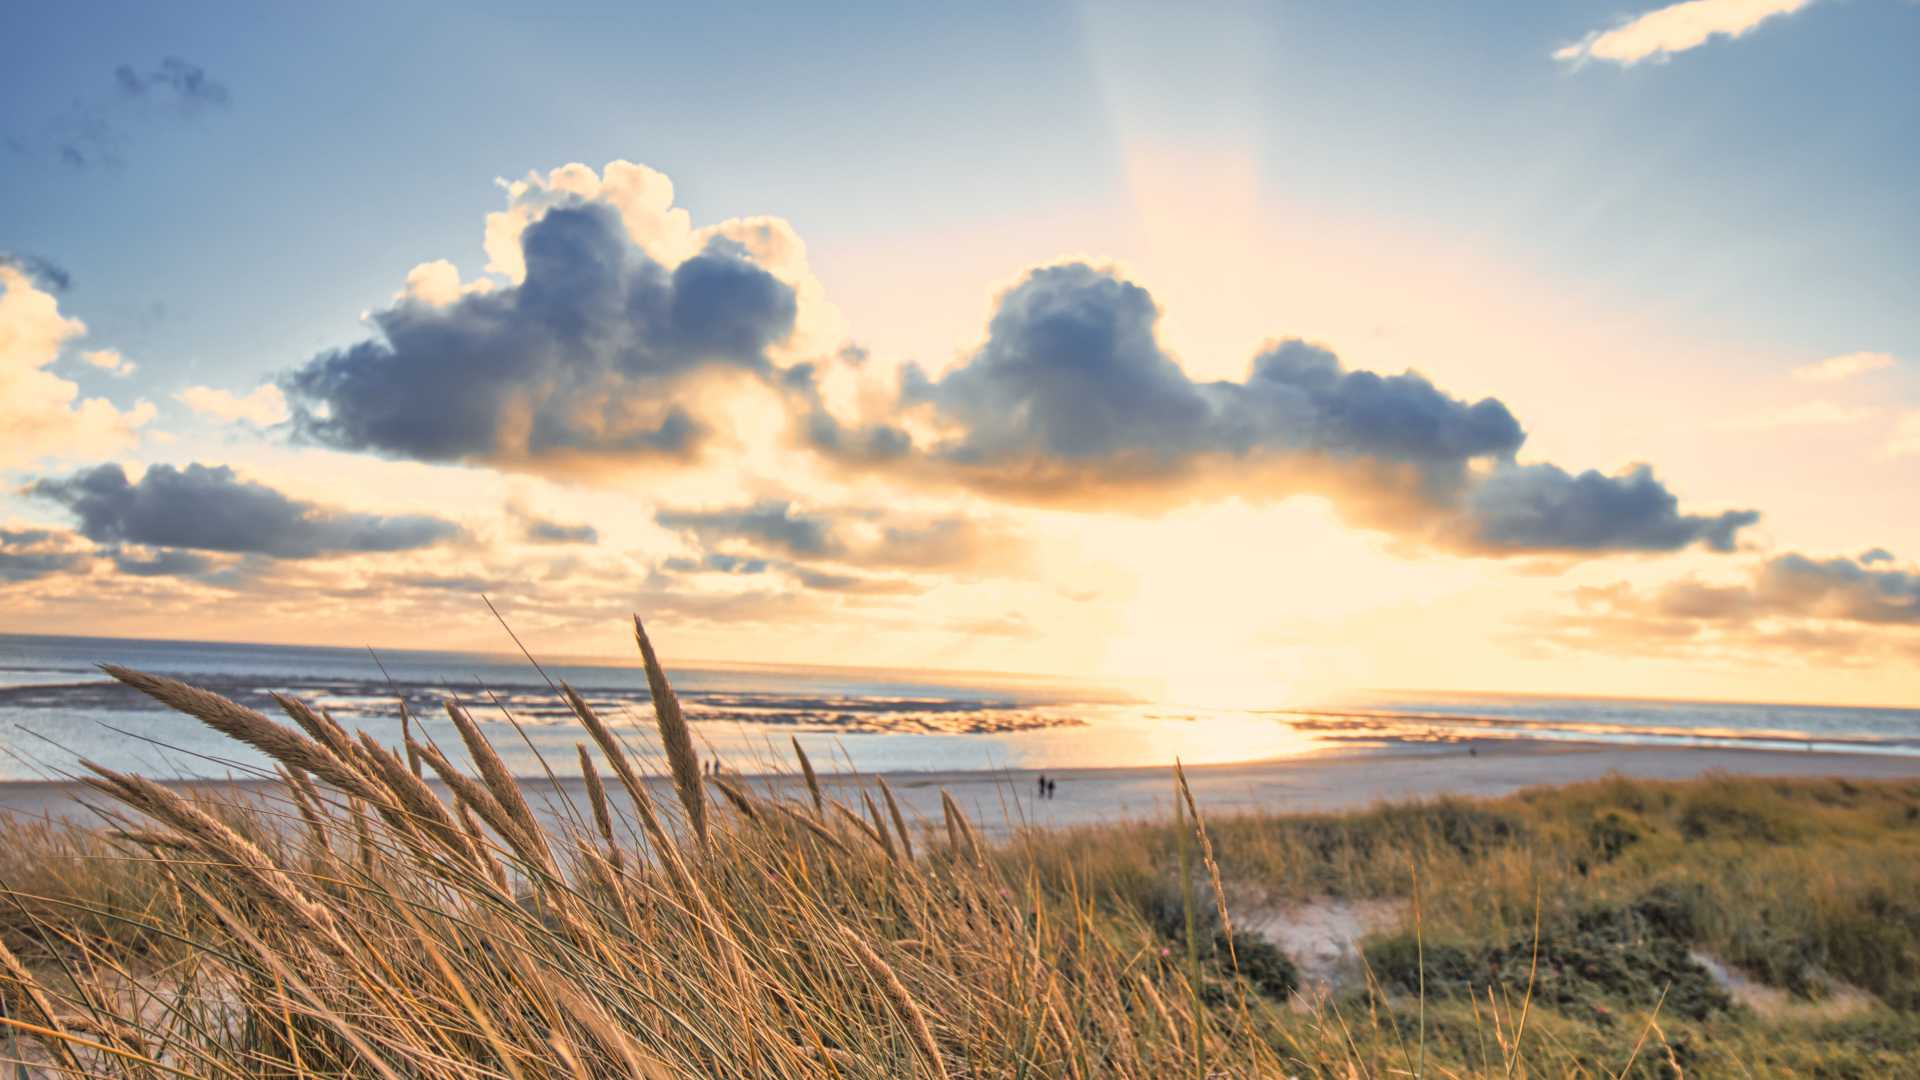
7,737,1914,837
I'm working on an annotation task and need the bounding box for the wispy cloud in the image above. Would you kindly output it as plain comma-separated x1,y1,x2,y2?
7,57,232,169
1554,0,1817,66
1886,412,1920,459
1712,400,1874,432
1791,350,1898,382
177,384,289,426
82,348,137,376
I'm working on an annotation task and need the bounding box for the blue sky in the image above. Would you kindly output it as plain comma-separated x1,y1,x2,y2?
4,1,1918,703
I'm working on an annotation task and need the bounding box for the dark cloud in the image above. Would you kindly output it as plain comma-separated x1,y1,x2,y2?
1861,548,1895,565
521,516,599,545
789,567,922,595
805,262,1753,557
284,203,797,471
661,553,772,576
0,529,91,583
30,463,463,559
9,58,230,170
656,500,837,558
0,253,71,291
1446,464,1759,555
1755,553,1920,625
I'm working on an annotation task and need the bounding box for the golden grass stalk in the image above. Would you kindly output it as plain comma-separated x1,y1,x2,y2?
0,934,87,1074
577,743,624,871
81,762,339,942
445,701,551,869
791,736,824,816
633,615,707,847
863,791,899,864
840,927,947,1079
878,776,914,863
940,790,980,863
1174,761,1234,967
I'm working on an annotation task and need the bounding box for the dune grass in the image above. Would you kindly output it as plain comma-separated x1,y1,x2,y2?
0,617,1916,1076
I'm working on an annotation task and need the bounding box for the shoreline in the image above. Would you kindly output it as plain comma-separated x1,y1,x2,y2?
4,737,1915,837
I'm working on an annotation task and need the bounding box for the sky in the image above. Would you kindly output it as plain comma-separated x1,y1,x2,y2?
3,0,1917,706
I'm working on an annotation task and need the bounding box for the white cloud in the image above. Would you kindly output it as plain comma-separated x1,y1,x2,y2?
176,383,290,426
479,160,844,354
1887,412,1920,459
1791,350,1898,383
82,348,137,376
394,259,494,306
1555,0,1817,66
0,266,155,468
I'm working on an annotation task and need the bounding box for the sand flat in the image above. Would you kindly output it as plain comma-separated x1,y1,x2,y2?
4,739,1915,838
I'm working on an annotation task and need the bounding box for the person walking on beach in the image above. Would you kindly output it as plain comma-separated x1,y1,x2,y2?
1037,773,1047,800
1046,778,1057,800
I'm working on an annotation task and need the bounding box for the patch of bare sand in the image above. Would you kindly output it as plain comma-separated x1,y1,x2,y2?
1238,897,1404,1000
1689,950,1877,1020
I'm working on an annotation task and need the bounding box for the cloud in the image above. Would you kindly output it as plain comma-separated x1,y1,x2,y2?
176,384,290,426
284,201,798,472
0,528,92,583
0,253,70,292
807,262,1751,557
1447,463,1759,554
113,58,231,110
30,462,463,559
656,500,836,558
82,349,137,377
395,259,494,306
111,546,218,578
1554,0,1817,66
521,516,599,545
654,499,1029,577
0,266,155,468
1712,400,1873,432
1791,350,1897,383
8,57,230,169
1544,550,1920,664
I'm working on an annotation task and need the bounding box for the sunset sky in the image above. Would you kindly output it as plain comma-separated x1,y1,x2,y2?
3,1,1917,706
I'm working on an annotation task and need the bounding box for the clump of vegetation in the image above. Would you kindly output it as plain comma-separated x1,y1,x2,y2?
2,616,1918,1076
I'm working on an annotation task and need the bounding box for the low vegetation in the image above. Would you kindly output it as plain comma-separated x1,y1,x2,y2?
2,617,1917,1076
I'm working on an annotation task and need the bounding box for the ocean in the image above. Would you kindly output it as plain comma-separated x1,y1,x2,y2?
1,632,1917,783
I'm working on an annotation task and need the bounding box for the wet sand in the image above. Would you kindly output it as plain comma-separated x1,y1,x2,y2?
4,739,1914,839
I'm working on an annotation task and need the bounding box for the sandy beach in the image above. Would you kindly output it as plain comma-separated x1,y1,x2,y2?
6,738,1914,838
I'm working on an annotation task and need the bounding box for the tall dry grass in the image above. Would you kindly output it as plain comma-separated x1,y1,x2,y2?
0,617,1363,1078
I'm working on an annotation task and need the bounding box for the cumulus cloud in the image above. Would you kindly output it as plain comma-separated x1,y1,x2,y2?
1449,464,1759,555
806,262,1751,557
176,384,290,426
284,202,798,471
8,57,230,169
30,462,463,559
1554,0,1817,67
0,266,155,467
1791,350,1897,383
273,162,1759,565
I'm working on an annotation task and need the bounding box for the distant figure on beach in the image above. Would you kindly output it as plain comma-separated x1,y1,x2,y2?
1047,778,1057,799
1037,773,1047,799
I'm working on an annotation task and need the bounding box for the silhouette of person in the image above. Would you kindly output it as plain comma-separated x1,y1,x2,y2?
1037,773,1047,799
